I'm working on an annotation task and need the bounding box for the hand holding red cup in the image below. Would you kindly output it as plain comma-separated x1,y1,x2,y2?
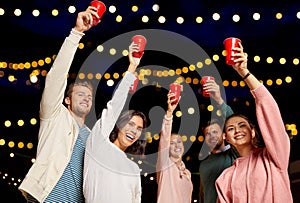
131,35,147,58
169,83,182,104
90,0,106,26
201,76,215,97
223,37,242,65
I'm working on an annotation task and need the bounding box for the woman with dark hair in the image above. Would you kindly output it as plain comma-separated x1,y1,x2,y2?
109,109,147,156
83,42,147,203
215,42,293,202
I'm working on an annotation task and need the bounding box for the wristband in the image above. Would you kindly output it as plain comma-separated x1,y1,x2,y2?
243,72,251,80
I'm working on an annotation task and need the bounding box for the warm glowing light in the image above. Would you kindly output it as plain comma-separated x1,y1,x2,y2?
0,8,4,15
18,142,24,149
198,135,204,142
158,16,166,23
5,120,11,127
212,13,220,21
0,139,5,146
32,9,40,17
109,5,116,13
197,62,203,68
207,105,214,112
8,141,15,148
132,6,138,12
78,43,84,49
223,80,229,87
87,73,93,80
279,58,286,64
188,107,195,114
116,15,122,22
196,16,203,23
185,77,191,84
254,55,260,62
285,76,292,83
52,9,59,16
152,4,159,12
190,135,196,142
109,48,117,55
27,143,33,149
142,15,149,23
78,73,85,79
17,120,24,126
68,6,76,14
175,111,182,117
30,75,38,83
266,57,273,63
181,135,187,142
231,81,238,87
232,14,240,22
153,134,160,140
176,17,184,24
266,79,273,86
276,13,283,19
95,73,102,80
204,58,212,65
293,58,299,65
182,67,188,73
107,79,114,86
276,78,282,85
8,75,15,82
212,55,219,61
94,46,103,54
14,9,22,16
253,12,261,20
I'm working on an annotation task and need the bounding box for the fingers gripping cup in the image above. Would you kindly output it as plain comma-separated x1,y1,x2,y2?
131,35,147,58
129,75,139,94
201,76,215,97
90,0,106,26
223,37,242,65
169,83,182,104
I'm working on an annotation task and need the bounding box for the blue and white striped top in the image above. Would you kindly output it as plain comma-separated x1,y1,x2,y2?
45,125,90,202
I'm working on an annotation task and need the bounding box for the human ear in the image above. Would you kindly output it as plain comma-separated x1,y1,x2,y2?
64,97,71,105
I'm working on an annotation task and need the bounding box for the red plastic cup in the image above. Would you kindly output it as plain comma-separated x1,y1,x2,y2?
201,76,215,97
223,37,242,65
169,83,181,104
131,35,147,58
90,0,106,26
129,75,139,94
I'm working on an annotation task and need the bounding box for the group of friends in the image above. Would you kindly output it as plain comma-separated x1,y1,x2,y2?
18,6,293,203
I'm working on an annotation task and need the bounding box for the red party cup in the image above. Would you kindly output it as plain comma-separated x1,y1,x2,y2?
201,76,215,97
169,83,182,104
90,0,106,26
223,37,242,65
129,75,139,94
131,35,147,58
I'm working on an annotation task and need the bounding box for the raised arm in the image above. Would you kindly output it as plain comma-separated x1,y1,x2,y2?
40,7,98,119
232,43,290,169
156,91,180,173
203,79,234,118
89,42,143,148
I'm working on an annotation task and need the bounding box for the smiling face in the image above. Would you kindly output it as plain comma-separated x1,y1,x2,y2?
114,115,144,151
65,85,93,118
224,116,255,150
169,134,184,160
204,123,225,152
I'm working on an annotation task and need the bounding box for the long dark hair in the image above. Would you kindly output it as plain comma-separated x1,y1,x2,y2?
224,113,265,147
109,110,148,155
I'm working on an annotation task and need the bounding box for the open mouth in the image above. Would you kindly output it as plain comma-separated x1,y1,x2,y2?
126,133,135,141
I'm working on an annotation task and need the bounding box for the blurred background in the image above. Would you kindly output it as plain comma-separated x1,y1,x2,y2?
1,0,300,202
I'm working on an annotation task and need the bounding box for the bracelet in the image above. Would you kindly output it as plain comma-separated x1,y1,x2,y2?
243,72,251,80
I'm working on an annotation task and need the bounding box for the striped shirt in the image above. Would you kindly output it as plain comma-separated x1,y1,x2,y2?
45,125,90,202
